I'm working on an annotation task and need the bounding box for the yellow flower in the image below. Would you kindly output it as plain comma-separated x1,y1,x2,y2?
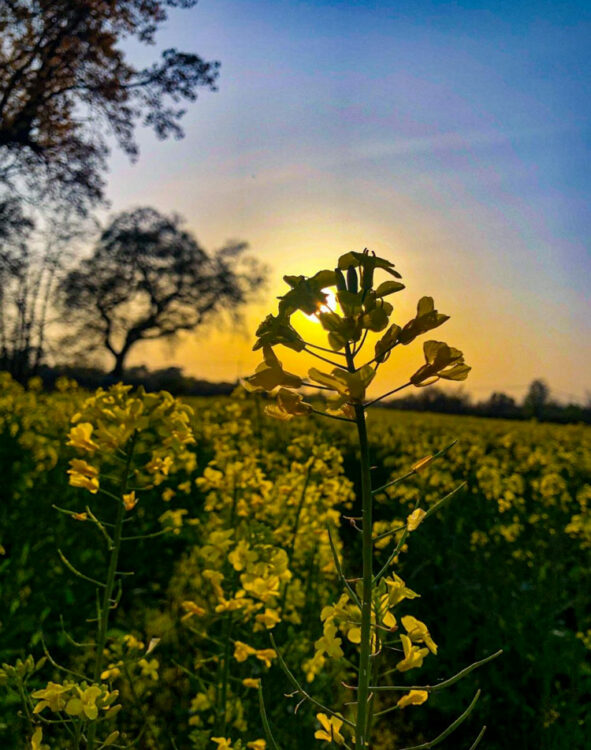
211,739,233,749
407,508,427,532
30,726,48,750
234,641,257,662
384,573,420,607
138,658,159,680
396,634,430,672
181,600,206,621
67,422,99,453
242,678,261,689
123,491,138,511
397,689,429,708
255,648,276,668
32,681,72,713
72,512,88,521
101,664,122,681
67,458,99,493
401,615,438,654
65,685,102,720
314,713,345,745
122,634,144,650
247,741,266,750
315,622,344,658
255,608,281,630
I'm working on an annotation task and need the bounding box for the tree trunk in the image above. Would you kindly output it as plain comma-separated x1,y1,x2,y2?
109,351,126,380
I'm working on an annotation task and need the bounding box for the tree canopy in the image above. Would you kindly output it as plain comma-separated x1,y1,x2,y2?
59,207,266,377
0,0,219,213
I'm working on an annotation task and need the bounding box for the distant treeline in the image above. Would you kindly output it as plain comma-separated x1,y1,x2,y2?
384,381,591,424
24,367,591,424
35,365,236,398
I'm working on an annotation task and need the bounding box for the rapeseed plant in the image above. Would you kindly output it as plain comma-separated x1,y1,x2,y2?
245,249,500,748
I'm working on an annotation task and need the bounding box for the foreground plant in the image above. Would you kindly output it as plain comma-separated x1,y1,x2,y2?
3,384,196,749
245,249,500,748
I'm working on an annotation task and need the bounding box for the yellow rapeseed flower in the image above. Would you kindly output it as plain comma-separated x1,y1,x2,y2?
242,678,261,689
407,508,427,531
314,713,345,745
67,458,99,494
401,615,438,654
234,641,257,662
397,690,429,708
123,491,138,511
396,634,430,672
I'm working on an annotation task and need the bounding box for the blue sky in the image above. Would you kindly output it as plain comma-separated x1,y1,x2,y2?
106,0,590,402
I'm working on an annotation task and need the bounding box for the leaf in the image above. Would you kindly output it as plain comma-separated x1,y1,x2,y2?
243,347,303,391
362,304,391,332
308,367,346,394
439,363,471,381
398,297,450,346
375,280,405,298
336,289,363,316
308,364,376,402
410,340,469,386
266,388,312,420
375,323,402,364
253,314,305,352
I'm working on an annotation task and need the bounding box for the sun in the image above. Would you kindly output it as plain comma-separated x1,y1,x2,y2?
305,290,338,322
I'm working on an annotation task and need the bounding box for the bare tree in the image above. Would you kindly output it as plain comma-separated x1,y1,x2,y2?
0,200,92,378
59,207,266,378
0,0,219,214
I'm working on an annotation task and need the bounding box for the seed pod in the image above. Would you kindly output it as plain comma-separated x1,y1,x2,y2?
335,268,347,292
347,266,359,294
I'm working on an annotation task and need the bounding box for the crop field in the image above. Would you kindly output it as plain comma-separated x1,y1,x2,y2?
1,373,589,749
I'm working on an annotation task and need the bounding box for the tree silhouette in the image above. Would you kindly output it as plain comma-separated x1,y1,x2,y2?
0,200,92,378
0,0,219,213
59,207,266,378
523,379,550,420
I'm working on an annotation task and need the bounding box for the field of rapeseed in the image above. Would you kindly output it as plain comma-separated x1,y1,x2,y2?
1,373,589,749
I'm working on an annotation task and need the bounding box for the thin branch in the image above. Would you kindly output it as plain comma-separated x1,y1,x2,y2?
58,549,106,588
397,690,481,750
301,381,339,391
372,441,457,496
357,340,400,371
258,683,282,750
311,408,355,424
303,346,343,368
352,329,369,357
304,341,347,356
468,726,487,750
423,482,467,522
121,528,172,542
327,525,362,609
269,634,356,729
364,382,411,408
368,650,503,695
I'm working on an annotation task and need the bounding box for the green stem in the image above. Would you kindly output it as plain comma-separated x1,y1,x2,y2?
345,342,374,748
88,434,136,750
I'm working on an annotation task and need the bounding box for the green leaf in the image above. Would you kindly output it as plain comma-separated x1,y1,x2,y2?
308,365,375,402
362,303,392,332
253,314,305,352
375,323,402,363
243,347,303,391
278,269,337,316
410,340,469,386
398,297,449,345
375,280,405,297
266,388,312,420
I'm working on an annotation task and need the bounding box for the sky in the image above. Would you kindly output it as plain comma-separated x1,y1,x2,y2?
105,0,590,403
